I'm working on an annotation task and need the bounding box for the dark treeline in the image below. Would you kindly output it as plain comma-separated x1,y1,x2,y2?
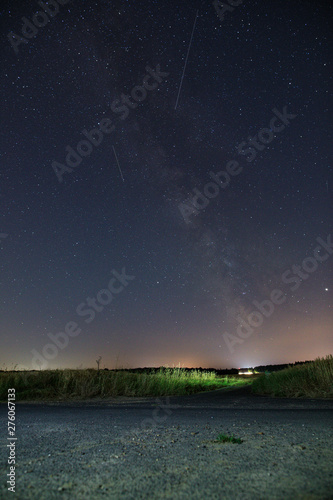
103,360,313,374
104,361,311,375
252,360,312,373
111,367,239,375
0,361,313,374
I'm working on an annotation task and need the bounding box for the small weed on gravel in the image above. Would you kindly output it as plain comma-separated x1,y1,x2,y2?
215,433,243,444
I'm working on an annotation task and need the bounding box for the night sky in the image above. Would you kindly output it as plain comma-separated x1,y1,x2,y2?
1,0,332,370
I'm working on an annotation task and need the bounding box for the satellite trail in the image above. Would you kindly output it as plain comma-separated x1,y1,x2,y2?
112,146,124,182
175,9,199,110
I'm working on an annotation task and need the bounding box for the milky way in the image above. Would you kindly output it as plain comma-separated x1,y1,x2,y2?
1,0,332,370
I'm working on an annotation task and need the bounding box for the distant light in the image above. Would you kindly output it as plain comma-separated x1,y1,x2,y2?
238,368,253,375
325,288,329,292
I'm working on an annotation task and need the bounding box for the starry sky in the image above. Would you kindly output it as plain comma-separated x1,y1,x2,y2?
1,0,332,370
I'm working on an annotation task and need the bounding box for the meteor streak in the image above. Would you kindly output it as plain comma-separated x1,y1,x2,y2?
112,146,124,182
175,10,199,110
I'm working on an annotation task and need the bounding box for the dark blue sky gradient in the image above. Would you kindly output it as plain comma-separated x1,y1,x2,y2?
1,0,332,370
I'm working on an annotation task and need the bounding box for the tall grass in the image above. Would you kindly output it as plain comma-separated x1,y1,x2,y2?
251,355,333,398
0,368,250,401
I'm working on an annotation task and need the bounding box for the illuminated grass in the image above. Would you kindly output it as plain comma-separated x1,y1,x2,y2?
0,368,252,401
251,355,333,398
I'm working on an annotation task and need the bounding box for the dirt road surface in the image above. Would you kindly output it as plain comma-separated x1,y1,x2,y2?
1,386,333,499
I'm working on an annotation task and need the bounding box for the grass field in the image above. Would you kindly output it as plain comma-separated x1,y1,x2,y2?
2,355,331,401
251,355,333,398
0,367,251,401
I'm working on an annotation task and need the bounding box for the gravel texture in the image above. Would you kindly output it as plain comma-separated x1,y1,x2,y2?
1,386,333,499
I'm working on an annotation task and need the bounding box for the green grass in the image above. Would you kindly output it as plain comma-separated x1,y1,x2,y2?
0,368,252,401
216,433,243,444
251,355,333,398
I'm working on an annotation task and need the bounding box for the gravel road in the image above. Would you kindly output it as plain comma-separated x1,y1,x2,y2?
1,386,333,499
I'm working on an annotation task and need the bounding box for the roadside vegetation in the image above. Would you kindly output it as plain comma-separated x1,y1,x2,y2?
0,367,252,401
251,355,333,398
